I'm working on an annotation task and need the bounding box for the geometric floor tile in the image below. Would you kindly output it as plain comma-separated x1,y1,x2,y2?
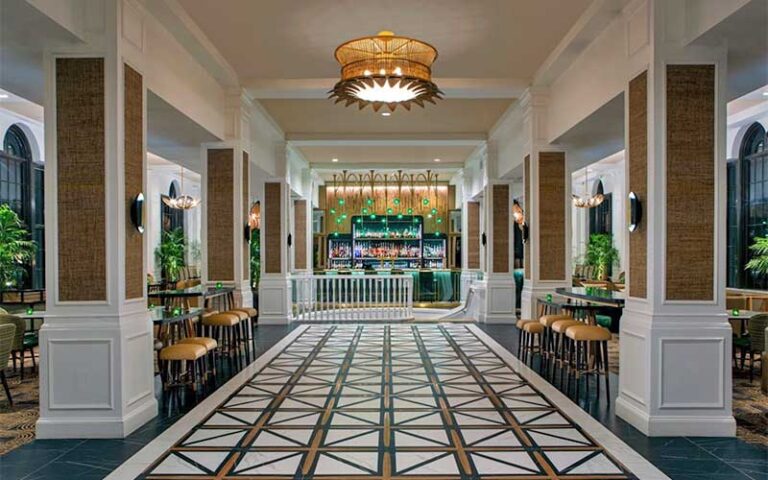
124,324,667,479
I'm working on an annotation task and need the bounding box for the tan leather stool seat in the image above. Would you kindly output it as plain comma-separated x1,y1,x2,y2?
224,310,249,321
522,322,544,335
551,319,582,334
516,319,536,329
160,343,205,361
202,313,240,327
231,307,257,318
202,310,219,319
178,337,218,351
566,325,612,342
539,314,571,327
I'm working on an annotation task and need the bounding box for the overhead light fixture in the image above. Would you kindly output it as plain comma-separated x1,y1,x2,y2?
161,165,201,210
330,31,442,112
763,91,768,97
572,168,604,209
381,112,391,117
332,158,339,163
433,158,441,162
0,94,8,99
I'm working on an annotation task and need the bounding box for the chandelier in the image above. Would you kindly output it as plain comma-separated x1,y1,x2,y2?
572,168,604,209
329,31,442,112
161,166,201,210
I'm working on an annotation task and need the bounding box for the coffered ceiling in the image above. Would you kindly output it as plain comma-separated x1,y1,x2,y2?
176,0,593,167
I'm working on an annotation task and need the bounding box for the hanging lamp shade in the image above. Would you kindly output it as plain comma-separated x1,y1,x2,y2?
329,31,443,112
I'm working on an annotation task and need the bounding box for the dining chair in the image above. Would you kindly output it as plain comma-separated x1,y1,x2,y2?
0,323,16,405
0,313,33,379
747,314,768,382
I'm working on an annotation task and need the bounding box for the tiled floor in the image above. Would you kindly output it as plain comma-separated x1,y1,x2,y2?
0,322,766,480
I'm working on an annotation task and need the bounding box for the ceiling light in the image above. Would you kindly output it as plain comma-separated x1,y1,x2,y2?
433,158,441,162
330,31,442,112
0,94,8,99
763,91,768,97
161,166,201,210
332,158,339,163
381,112,391,117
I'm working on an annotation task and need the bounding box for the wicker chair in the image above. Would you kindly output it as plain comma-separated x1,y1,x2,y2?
0,323,16,405
747,314,768,382
0,313,33,379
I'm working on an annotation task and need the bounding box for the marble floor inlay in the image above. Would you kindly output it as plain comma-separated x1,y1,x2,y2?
114,324,668,479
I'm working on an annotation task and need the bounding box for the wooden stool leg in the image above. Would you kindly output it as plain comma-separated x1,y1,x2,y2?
1,371,13,406
602,340,610,404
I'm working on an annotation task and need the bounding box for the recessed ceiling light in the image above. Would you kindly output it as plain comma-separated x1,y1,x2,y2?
763,91,768,97
0,94,8,99
332,158,339,162
381,112,391,117
433,158,441,162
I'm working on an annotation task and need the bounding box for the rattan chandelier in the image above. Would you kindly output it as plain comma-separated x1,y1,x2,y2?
161,166,201,210
572,168,604,209
329,31,443,112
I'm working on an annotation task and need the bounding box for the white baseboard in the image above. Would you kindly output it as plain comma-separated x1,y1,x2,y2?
36,395,157,439
616,396,736,437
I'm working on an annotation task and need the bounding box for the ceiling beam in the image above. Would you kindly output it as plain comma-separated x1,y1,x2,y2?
245,77,528,100
287,134,486,145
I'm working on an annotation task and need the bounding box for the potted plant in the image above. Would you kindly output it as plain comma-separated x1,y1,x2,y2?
0,204,36,290
746,235,768,277
585,233,619,281
154,228,186,283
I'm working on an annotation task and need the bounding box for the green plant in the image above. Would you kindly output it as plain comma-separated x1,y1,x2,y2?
0,204,36,290
746,235,768,276
155,228,186,282
585,233,619,280
250,228,261,289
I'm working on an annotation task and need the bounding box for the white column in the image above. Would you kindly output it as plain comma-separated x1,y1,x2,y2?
37,0,156,438
258,143,292,324
520,89,571,319
616,0,734,436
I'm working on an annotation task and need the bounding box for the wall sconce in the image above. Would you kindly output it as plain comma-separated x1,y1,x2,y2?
244,224,251,241
481,232,487,246
287,233,292,247
628,192,642,232
521,222,529,243
130,193,145,234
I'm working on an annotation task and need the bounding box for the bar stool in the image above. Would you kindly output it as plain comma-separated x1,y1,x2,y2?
539,314,571,368
520,322,544,364
549,318,583,382
515,319,538,357
177,334,218,379
565,325,612,402
158,343,206,389
201,312,242,356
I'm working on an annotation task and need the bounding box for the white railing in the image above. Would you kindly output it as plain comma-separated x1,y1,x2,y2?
291,274,413,321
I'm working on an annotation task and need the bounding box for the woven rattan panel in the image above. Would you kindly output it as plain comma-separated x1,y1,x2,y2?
467,201,480,269
666,65,715,301
538,152,566,281
294,200,307,270
492,184,509,273
524,155,531,280
124,64,144,300
56,58,106,301
207,149,234,281
264,182,282,274
243,152,250,281
628,71,648,299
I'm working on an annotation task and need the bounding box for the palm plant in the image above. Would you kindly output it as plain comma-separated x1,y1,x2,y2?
0,204,36,290
585,233,619,280
155,228,186,282
745,235,768,276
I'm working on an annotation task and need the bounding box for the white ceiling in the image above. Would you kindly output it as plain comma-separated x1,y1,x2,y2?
177,0,592,168
297,144,477,168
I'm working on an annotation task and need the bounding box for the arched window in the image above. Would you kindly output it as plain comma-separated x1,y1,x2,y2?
161,181,185,233
1,124,45,288
727,122,768,288
589,179,612,235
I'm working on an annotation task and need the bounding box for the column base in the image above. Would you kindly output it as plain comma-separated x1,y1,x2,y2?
460,270,480,302
483,274,516,324
616,305,735,437
258,275,292,324
36,308,157,439
520,283,567,319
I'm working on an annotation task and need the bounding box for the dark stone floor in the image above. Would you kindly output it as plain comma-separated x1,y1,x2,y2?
1,322,766,480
